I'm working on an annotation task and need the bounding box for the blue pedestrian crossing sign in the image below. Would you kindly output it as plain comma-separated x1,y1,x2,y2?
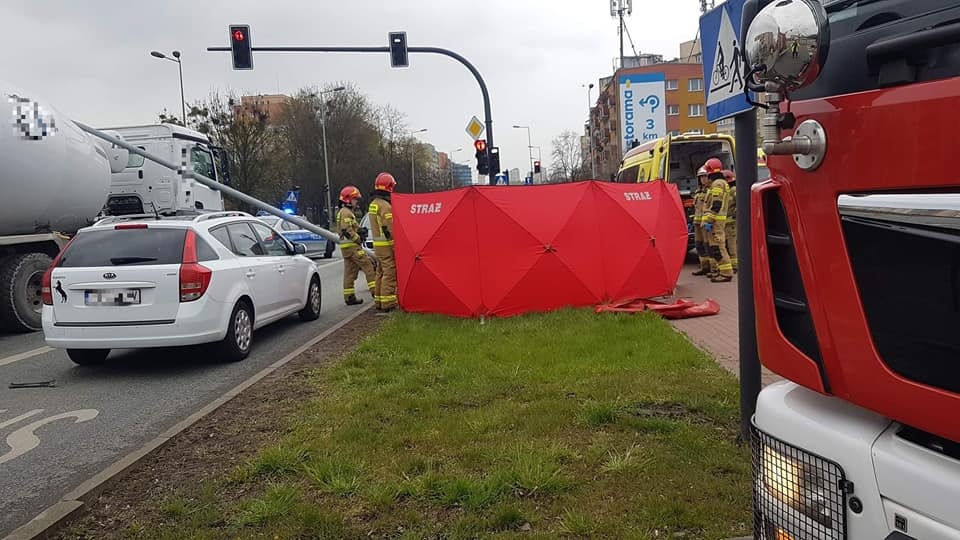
699,0,754,123
284,190,299,204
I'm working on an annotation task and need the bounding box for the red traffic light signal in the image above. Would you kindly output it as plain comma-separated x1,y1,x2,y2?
534,160,541,173
229,24,253,70
474,139,487,152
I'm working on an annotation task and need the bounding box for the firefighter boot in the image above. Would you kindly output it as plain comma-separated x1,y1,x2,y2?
709,228,734,282
345,294,364,306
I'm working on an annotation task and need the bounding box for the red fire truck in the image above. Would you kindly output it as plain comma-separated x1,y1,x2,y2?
743,0,960,539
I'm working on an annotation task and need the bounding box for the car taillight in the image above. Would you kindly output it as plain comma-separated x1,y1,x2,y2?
42,237,76,306
41,271,53,306
180,230,212,302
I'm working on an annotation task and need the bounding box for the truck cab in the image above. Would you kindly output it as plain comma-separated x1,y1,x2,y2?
100,124,229,216
744,0,960,538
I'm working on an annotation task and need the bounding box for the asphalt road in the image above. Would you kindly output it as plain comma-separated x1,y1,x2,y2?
0,257,364,536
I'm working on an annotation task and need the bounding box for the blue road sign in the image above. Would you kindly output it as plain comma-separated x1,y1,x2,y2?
699,0,754,123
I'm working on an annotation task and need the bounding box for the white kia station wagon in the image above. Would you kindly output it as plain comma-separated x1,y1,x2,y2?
42,212,322,365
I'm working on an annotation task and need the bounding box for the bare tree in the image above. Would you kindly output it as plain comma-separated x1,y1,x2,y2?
160,83,447,225
550,130,584,183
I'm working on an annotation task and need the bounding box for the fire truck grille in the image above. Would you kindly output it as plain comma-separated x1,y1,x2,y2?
761,191,827,388
752,426,848,540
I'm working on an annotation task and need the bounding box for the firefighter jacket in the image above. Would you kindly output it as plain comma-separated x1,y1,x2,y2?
692,185,708,226
367,195,394,248
725,183,737,223
702,178,730,226
336,206,362,249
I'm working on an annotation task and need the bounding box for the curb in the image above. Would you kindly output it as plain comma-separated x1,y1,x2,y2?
4,303,373,540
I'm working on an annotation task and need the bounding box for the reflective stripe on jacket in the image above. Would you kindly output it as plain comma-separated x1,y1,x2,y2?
337,206,361,248
368,197,394,247
703,179,729,225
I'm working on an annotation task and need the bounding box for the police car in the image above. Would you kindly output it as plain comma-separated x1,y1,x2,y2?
257,213,335,259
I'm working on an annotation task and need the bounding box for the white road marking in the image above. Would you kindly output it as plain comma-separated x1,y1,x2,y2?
0,409,99,465
0,410,44,430
0,347,54,367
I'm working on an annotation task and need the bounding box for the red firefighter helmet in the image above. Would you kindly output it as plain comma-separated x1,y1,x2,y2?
339,185,361,204
703,158,724,175
374,172,397,193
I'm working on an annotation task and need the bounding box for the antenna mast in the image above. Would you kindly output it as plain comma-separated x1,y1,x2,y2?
610,0,633,70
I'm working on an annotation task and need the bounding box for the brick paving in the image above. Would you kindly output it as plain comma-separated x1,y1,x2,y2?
668,263,782,387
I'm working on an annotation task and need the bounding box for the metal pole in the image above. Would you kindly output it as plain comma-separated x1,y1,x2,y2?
411,143,416,194
737,0,761,444
206,44,496,185
526,127,533,182
74,122,375,255
177,59,186,125
587,85,597,179
320,100,333,229
619,8,625,71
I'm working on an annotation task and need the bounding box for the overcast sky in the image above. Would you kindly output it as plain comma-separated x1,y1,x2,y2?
3,0,703,179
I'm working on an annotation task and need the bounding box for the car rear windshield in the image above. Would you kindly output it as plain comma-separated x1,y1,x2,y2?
59,228,187,267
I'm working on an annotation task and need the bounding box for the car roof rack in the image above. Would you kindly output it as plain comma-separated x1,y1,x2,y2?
93,213,162,227
192,211,252,222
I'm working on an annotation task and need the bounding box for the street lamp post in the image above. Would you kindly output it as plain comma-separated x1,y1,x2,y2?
584,83,597,179
409,128,428,193
150,50,186,124
315,86,346,227
512,125,534,183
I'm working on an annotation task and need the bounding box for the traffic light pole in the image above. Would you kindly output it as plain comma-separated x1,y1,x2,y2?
737,0,762,444
207,44,496,184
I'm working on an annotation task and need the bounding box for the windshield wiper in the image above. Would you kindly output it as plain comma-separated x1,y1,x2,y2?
110,256,158,265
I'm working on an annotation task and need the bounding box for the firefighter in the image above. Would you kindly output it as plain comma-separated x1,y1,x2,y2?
701,158,734,283
368,172,398,311
337,185,375,306
691,166,716,277
722,169,737,273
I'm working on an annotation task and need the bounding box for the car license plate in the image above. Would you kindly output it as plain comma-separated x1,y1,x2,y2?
84,289,141,306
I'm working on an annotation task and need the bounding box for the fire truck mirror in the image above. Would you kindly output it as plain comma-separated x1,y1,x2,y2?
745,0,830,92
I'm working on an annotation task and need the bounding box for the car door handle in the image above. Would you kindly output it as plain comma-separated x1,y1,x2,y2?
245,270,256,278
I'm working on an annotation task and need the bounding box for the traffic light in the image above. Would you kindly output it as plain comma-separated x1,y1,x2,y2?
534,160,541,174
489,147,501,177
389,32,409,68
229,25,253,70
475,139,489,175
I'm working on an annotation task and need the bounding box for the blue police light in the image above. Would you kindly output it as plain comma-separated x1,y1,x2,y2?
283,208,294,215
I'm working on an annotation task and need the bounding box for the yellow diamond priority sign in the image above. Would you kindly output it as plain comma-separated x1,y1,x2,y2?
465,116,485,140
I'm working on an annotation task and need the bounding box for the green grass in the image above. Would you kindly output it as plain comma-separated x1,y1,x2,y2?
132,309,752,539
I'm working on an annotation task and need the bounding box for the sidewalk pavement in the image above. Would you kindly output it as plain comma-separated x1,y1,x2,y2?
669,263,782,387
